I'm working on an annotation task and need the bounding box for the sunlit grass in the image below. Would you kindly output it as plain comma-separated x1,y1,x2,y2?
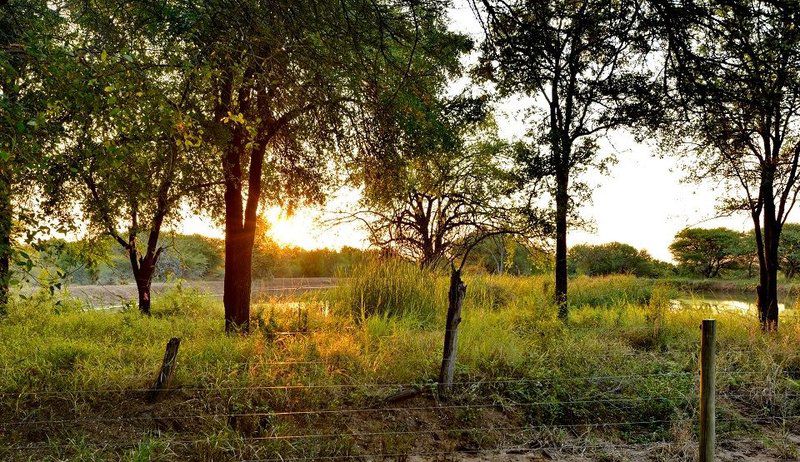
2,269,800,459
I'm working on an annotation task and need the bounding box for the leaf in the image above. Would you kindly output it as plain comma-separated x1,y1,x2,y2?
101,50,108,61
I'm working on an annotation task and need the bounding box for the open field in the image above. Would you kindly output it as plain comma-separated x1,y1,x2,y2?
45,278,338,308
2,273,800,461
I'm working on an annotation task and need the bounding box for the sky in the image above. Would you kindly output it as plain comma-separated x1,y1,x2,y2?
180,2,759,263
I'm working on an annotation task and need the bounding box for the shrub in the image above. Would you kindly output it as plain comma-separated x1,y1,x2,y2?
328,258,441,325
568,242,663,277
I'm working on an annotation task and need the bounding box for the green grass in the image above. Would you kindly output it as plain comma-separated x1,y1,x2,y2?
2,270,800,460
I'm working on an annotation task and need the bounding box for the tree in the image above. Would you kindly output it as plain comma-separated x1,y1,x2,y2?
347,90,538,269
348,91,545,395
44,0,217,315
474,0,661,319
568,242,658,277
139,0,463,333
656,0,800,330
779,224,800,279
469,235,550,275
669,228,747,278
0,1,74,313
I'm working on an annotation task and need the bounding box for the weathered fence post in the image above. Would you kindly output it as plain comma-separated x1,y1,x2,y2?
148,337,180,403
438,268,466,398
700,319,716,462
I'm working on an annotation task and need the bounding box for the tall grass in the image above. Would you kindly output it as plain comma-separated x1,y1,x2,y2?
568,274,656,308
327,258,442,325
3,273,800,460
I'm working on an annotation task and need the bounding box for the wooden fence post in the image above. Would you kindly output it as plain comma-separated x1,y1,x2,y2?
438,268,466,398
700,319,716,462
148,337,180,403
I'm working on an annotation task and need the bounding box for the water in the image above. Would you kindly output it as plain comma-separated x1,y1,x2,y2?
672,291,798,314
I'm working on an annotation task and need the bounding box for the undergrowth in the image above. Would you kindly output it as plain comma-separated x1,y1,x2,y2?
1,270,799,460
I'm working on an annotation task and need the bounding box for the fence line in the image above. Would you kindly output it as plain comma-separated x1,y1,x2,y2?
6,318,800,459
0,372,697,397
1,395,683,427
4,418,696,451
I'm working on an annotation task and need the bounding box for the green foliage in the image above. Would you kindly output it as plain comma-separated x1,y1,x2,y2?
669,228,749,278
467,236,552,275
568,242,669,278
780,224,800,279
0,0,76,309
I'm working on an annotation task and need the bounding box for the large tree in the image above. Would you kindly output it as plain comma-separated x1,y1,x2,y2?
42,0,217,315
657,0,800,330
144,0,465,332
669,228,748,278
474,0,661,319
0,1,71,313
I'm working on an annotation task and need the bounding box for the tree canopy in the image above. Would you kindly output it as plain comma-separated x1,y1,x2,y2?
669,228,749,278
657,0,800,328
474,0,662,318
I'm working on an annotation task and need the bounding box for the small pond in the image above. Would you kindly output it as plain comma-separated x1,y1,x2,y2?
672,290,799,315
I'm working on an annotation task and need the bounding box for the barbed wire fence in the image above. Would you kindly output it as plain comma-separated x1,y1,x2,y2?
2,320,800,461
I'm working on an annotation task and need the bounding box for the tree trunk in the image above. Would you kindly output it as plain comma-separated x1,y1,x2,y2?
758,226,780,331
756,170,780,332
129,247,159,316
133,263,154,315
555,168,569,320
438,267,466,397
224,225,255,333
0,172,10,316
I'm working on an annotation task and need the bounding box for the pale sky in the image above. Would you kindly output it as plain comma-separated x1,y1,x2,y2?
180,2,760,263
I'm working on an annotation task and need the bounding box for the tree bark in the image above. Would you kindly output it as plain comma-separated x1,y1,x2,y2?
0,171,10,316
224,225,255,333
755,170,780,332
758,227,780,331
555,167,569,320
221,104,264,334
147,337,180,403
131,254,156,316
438,267,466,397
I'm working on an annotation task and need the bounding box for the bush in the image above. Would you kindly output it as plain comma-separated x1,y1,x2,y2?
568,242,665,278
328,258,441,325
669,227,750,278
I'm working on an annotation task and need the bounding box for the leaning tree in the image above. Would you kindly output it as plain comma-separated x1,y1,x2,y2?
656,0,800,330
473,0,662,319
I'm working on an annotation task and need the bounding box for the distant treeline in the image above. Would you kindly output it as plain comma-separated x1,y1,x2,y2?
568,224,800,280
27,225,799,285
26,233,555,285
